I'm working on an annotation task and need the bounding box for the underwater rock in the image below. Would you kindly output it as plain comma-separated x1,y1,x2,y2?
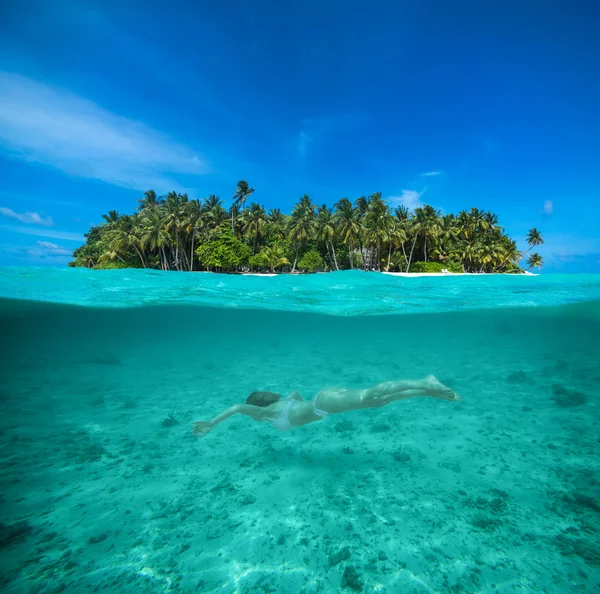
471,515,502,532
506,371,529,383
563,493,600,513
393,451,411,463
77,444,106,463
240,495,256,506
329,546,351,566
556,534,600,566
88,532,108,544
161,414,180,427
370,423,391,433
551,384,587,407
342,566,363,591
334,420,355,433
0,521,32,547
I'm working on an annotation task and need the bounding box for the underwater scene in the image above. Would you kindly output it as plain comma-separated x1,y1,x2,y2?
1,269,599,593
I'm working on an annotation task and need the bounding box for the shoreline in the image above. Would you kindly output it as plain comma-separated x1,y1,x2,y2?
230,271,541,277
382,271,539,277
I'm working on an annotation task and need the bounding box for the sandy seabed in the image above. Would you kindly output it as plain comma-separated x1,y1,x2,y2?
0,301,598,593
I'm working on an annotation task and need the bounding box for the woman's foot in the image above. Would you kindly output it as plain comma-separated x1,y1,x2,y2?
423,375,461,401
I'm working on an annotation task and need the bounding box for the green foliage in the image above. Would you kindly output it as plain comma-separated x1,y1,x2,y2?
94,258,142,270
298,249,324,272
195,228,251,271
446,261,463,273
388,251,407,272
249,252,267,269
408,261,445,273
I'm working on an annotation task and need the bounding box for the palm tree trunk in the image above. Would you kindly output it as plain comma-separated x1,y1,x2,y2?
407,234,418,272
190,229,196,271
175,234,180,271
181,241,190,271
292,245,299,272
400,242,407,273
424,235,428,262
324,241,331,269
387,241,392,271
133,244,146,268
349,241,354,269
330,241,339,270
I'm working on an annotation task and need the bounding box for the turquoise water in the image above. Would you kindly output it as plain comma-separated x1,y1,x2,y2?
1,269,599,593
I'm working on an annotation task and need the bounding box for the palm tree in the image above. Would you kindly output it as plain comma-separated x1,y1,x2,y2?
475,238,505,273
527,253,543,270
184,199,204,271
355,196,369,217
163,192,189,270
232,180,255,230
101,210,120,224
467,207,489,237
391,206,410,271
203,195,227,232
241,203,268,254
267,208,287,240
386,220,408,271
136,189,163,212
259,245,290,273
315,205,339,270
141,210,171,270
334,198,361,269
523,228,544,255
413,205,442,262
104,214,146,268
363,193,392,270
289,195,316,271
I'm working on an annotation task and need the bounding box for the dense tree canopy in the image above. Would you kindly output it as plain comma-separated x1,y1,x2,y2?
70,183,544,273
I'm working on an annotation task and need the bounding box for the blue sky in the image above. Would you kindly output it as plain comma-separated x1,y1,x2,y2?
1,0,599,271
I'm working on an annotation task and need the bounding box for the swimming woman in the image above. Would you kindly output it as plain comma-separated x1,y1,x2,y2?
192,376,460,437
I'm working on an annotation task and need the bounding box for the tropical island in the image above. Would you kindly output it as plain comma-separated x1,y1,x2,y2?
70,181,544,274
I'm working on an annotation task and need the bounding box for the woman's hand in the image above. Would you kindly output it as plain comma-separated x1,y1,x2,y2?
192,421,213,437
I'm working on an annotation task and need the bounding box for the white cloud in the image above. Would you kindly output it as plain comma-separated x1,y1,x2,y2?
421,171,442,177
37,240,58,249
543,200,553,216
387,189,426,211
0,71,208,190
1,241,72,260
35,241,72,256
0,225,84,242
0,207,54,226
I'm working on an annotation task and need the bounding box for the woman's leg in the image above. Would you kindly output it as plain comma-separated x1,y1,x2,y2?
362,376,459,407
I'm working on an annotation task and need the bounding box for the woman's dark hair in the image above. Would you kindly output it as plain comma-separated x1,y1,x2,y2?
246,391,281,407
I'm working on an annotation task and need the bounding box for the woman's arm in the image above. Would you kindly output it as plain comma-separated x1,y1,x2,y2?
192,404,266,437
